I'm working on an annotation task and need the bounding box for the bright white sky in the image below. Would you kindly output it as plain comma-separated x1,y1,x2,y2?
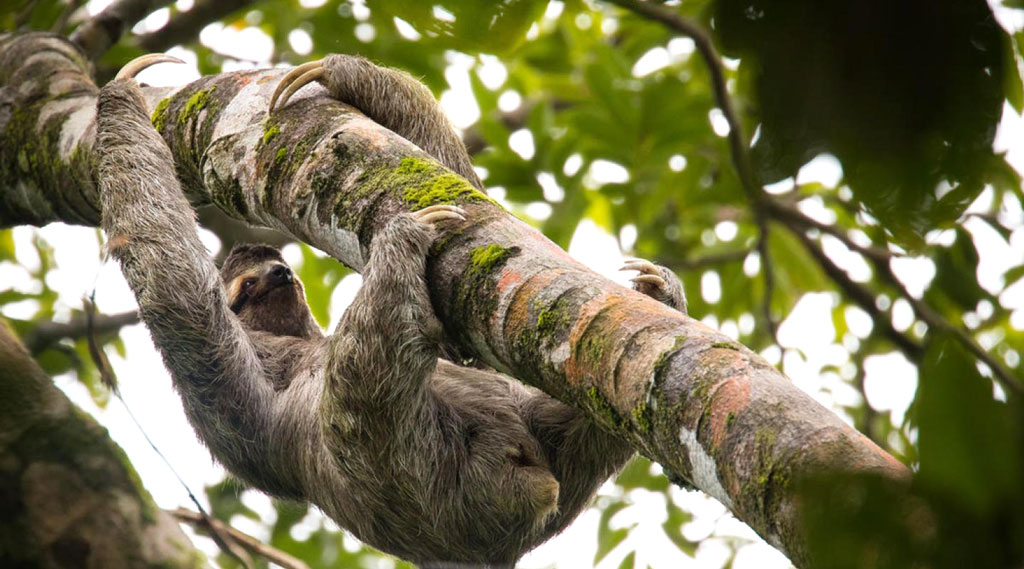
2,1,1023,568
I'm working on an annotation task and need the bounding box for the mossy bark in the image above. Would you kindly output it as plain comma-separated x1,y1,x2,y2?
0,32,909,567
0,323,204,568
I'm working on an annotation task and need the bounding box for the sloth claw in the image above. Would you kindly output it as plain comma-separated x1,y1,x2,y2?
631,274,667,287
115,54,185,81
270,60,325,111
620,258,668,292
411,204,467,226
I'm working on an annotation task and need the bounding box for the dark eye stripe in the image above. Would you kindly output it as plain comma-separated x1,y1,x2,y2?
228,277,256,313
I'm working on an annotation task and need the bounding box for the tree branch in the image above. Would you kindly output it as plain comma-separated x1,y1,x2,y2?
0,322,203,568
196,205,293,263
659,248,750,271
69,0,173,59
765,198,896,264
135,0,255,52
171,508,309,569
771,197,1022,397
757,218,779,340
789,228,924,360
603,0,759,202
871,251,1023,398
21,310,140,355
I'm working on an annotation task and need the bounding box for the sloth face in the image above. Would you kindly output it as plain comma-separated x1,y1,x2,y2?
221,244,318,339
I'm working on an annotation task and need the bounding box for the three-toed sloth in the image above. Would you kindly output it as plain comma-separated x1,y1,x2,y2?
97,54,686,567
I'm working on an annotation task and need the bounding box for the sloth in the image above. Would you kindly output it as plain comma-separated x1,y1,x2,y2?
97,54,686,567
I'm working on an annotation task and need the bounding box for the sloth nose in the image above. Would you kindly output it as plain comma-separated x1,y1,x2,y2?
268,264,293,286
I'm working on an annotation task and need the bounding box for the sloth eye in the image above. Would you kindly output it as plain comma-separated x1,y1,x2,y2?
242,278,257,293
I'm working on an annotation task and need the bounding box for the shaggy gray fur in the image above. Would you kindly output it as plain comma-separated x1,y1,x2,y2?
317,54,484,190
96,68,686,566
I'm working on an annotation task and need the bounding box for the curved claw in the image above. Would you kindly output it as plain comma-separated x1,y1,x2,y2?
620,258,659,275
270,60,325,112
631,274,667,287
416,210,466,225
115,54,185,80
412,204,467,225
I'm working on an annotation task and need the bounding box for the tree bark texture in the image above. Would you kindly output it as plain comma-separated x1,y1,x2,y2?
0,322,203,568
0,33,910,567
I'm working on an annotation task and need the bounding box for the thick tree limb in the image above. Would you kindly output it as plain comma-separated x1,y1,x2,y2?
0,33,910,567
0,321,203,568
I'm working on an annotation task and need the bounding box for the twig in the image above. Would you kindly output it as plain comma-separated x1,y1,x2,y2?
83,296,120,391
22,310,140,355
602,0,759,202
869,250,1023,397
196,205,293,264
15,0,37,29
69,0,173,60
603,0,784,344
765,199,895,264
660,248,751,271
756,219,778,340
171,508,311,569
790,228,924,361
135,0,255,52
51,0,86,35
777,199,1021,396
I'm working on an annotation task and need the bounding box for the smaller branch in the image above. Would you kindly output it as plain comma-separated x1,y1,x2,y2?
69,0,173,60
851,352,882,444
170,508,310,569
135,0,254,52
22,310,140,355
757,219,779,340
14,1,36,29
51,0,86,35
660,248,751,271
603,0,759,202
196,205,293,264
790,229,924,361
765,199,894,264
84,296,120,391
870,256,1023,398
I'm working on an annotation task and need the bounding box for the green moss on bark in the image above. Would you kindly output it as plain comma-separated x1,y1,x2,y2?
151,98,171,133
178,86,216,125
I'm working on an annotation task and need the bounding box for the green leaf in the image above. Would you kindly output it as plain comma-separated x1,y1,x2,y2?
926,228,989,311
206,478,259,522
915,334,1022,515
371,0,549,53
1003,31,1024,113
663,501,697,556
714,0,1008,244
595,500,631,564
0,229,13,261
615,457,669,491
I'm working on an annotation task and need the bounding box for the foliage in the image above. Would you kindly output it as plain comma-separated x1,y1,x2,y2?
2,0,1024,567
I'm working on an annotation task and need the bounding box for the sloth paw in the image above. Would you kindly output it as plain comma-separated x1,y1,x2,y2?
620,258,687,314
